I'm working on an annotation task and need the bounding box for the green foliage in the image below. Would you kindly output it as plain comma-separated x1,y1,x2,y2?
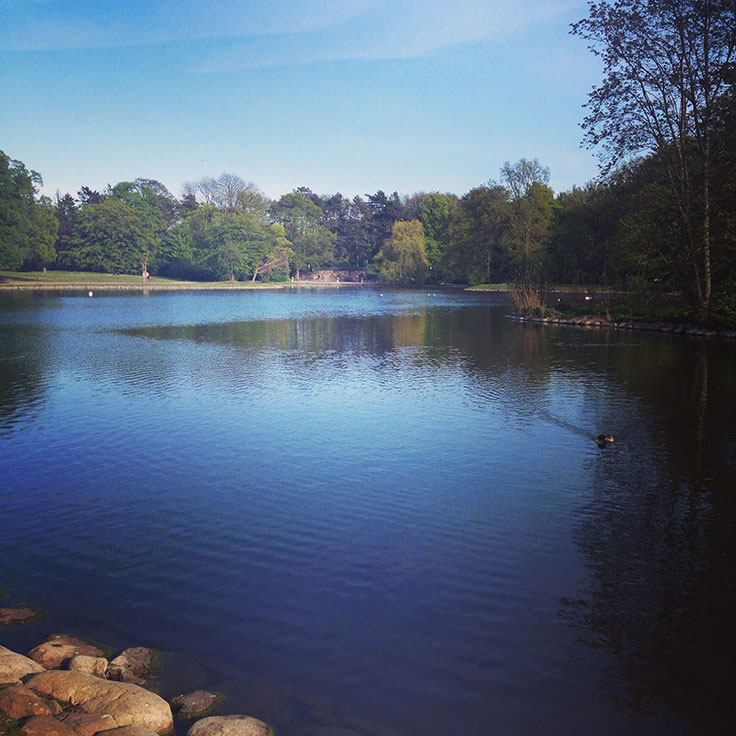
366,190,405,259
414,192,459,282
500,160,554,279
710,279,736,328
60,198,155,273
0,150,57,269
375,220,427,284
271,191,335,275
22,196,58,269
446,184,509,284
262,269,288,282
572,0,736,315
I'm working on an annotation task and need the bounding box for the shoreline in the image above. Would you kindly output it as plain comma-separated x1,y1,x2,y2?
508,312,736,340
0,281,369,292
3,276,733,340
0,604,273,736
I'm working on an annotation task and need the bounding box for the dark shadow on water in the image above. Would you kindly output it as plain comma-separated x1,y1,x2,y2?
559,340,736,734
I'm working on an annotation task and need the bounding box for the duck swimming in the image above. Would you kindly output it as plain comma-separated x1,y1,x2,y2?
596,434,614,447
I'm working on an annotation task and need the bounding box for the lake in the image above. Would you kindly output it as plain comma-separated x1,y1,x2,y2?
1,287,735,736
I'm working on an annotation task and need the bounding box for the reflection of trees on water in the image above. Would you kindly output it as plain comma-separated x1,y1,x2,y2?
560,339,736,733
0,326,49,435
118,307,603,417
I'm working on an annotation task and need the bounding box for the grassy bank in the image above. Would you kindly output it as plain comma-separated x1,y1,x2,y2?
0,270,289,290
509,285,736,332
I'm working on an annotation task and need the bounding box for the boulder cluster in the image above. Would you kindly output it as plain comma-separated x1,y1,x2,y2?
1,608,273,736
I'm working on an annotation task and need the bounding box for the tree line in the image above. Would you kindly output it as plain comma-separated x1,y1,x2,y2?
1,1,734,322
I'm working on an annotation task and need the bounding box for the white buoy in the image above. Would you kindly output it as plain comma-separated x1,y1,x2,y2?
88,291,93,297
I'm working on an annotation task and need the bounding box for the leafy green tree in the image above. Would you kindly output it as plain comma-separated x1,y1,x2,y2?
572,0,736,316
251,243,295,281
414,192,460,282
53,192,78,269
179,191,198,213
606,156,695,290
156,223,196,278
270,191,335,277
446,185,509,285
709,89,736,324
63,198,156,273
550,185,614,285
108,179,180,273
0,150,57,269
77,186,102,205
375,220,428,284
342,196,373,269
367,190,405,258
500,159,554,279
22,197,58,269
207,214,290,281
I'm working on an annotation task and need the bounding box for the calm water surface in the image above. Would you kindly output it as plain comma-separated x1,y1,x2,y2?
1,288,735,735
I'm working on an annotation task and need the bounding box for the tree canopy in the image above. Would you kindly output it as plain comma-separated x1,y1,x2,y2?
571,0,736,315
0,150,57,270
375,220,428,284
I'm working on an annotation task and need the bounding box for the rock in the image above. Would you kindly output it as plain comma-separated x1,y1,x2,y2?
102,728,161,736
20,714,77,736
170,691,218,718
58,711,118,736
28,635,105,669
107,648,155,683
187,715,272,736
107,668,145,686
0,646,47,684
0,606,45,627
26,670,174,735
68,654,109,678
110,648,154,676
0,684,53,719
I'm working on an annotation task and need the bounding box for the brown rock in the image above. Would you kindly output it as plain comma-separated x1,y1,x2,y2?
170,691,217,718
0,646,47,685
28,636,105,670
107,648,155,682
68,655,109,679
26,670,173,735
187,715,272,736
21,714,77,736
102,728,161,736
0,607,45,627
0,684,53,719
59,711,118,736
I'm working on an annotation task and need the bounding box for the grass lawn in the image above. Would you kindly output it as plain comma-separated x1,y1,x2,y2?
0,270,287,289
466,283,596,292
464,283,509,291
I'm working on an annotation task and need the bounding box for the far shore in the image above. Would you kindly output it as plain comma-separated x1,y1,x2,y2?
0,272,591,293
0,271,374,291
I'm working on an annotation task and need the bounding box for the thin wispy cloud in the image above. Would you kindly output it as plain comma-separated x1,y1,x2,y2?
2,0,582,69
0,0,371,50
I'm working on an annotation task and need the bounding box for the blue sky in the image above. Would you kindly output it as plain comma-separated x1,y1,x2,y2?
1,0,602,201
